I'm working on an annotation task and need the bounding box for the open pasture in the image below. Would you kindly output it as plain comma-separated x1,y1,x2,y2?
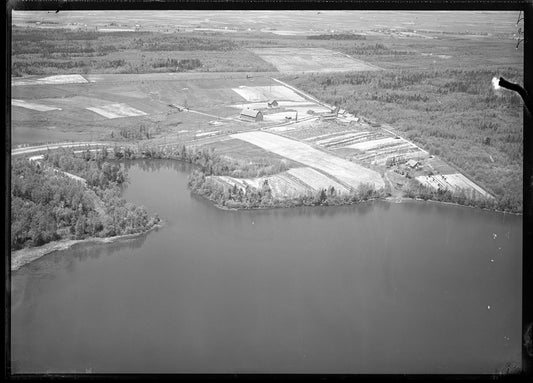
202,138,299,167
12,99,61,112
10,73,281,145
12,74,89,86
252,48,381,73
86,103,148,119
231,85,306,102
211,172,311,199
231,131,384,190
286,167,350,194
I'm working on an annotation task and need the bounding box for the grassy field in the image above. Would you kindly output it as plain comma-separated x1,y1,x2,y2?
231,131,385,190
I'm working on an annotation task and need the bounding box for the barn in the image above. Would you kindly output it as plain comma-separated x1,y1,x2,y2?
240,108,263,122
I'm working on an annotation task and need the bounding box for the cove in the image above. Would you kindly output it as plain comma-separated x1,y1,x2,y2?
10,159,522,374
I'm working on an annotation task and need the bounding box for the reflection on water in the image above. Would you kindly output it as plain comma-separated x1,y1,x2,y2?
11,160,522,374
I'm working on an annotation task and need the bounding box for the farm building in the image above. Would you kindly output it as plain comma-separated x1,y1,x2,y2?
240,108,263,122
405,159,421,169
267,100,279,108
319,105,340,121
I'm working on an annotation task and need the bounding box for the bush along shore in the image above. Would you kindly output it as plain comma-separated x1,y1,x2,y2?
114,143,389,209
11,148,161,258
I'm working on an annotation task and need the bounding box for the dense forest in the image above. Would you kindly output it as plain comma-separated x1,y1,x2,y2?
11,150,160,251
286,67,523,213
11,27,277,75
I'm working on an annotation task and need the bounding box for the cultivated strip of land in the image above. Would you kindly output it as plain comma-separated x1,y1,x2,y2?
230,131,384,190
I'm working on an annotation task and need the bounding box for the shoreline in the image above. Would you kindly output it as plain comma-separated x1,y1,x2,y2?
10,223,163,272
205,193,523,216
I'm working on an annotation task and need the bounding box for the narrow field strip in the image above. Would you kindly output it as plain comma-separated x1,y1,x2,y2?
231,86,306,102
195,131,219,137
86,103,148,119
316,132,369,146
12,74,89,86
12,99,61,112
287,167,350,194
345,137,403,151
231,131,384,190
303,130,355,141
229,101,321,109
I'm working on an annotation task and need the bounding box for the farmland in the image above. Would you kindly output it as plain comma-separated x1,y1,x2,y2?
10,10,523,212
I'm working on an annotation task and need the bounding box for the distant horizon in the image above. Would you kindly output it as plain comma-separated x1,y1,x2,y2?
11,10,520,36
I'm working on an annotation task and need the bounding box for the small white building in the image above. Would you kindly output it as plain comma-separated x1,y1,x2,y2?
405,159,421,169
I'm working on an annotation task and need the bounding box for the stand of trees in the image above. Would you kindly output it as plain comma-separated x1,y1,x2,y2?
11,151,160,251
287,68,523,213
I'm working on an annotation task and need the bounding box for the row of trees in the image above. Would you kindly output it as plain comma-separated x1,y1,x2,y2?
152,58,202,71
343,43,416,56
308,33,367,40
116,143,290,179
139,36,237,51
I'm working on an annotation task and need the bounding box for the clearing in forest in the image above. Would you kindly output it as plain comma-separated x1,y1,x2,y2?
252,48,381,73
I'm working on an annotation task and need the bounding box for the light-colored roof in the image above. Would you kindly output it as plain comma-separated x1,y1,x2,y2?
406,159,420,167
240,108,261,118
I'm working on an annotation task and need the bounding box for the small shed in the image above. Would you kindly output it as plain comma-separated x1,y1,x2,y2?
267,100,279,108
405,159,421,169
240,108,263,122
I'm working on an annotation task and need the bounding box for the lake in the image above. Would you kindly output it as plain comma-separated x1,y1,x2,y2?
10,160,522,374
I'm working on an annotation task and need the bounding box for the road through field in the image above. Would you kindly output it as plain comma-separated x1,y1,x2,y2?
231,131,384,190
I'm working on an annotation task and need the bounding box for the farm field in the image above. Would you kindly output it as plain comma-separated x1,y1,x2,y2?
230,131,385,190
210,166,350,199
251,48,381,73
416,173,494,199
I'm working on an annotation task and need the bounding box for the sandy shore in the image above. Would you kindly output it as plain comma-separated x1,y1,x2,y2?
11,223,163,272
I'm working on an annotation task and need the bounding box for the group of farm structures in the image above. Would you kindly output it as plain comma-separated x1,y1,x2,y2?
12,69,495,210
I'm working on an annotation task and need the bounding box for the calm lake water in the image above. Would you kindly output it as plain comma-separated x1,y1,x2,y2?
11,160,522,374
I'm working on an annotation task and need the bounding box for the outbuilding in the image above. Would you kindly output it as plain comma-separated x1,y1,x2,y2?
267,100,279,108
405,159,421,169
240,108,263,122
